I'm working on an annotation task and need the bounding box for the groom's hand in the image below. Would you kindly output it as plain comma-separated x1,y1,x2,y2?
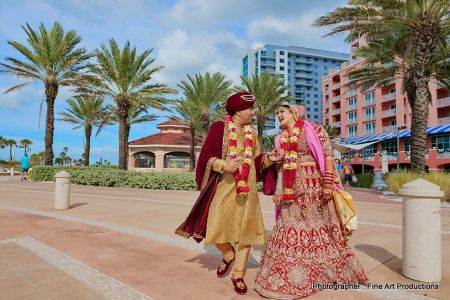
268,148,284,162
223,158,239,173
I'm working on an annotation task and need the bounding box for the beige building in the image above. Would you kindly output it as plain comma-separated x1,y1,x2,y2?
127,120,202,172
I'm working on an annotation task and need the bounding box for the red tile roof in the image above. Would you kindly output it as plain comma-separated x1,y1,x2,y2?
157,119,188,128
129,132,202,146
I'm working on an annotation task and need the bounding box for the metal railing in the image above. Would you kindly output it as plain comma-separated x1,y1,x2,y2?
333,96,341,102
333,121,341,127
365,114,375,120
437,97,450,108
348,118,357,125
382,125,397,133
363,99,375,106
438,117,450,125
347,104,357,111
332,109,341,115
382,92,396,102
382,109,396,118
332,83,341,90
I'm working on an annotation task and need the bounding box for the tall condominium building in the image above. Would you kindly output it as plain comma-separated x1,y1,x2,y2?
242,44,349,133
322,37,450,172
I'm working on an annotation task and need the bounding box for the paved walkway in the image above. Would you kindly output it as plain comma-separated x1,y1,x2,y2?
0,176,448,299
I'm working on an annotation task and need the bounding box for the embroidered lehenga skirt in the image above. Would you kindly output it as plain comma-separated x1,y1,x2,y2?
254,163,368,299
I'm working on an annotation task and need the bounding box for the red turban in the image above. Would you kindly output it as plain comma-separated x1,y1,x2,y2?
226,91,255,114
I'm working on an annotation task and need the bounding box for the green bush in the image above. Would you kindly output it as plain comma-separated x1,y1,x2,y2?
385,170,450,202
353,173,374,188
30,166,197,190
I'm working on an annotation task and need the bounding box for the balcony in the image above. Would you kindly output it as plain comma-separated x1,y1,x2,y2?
364,129,375,135
347,104,357,111
294,82,313,87
383,125,397,133
348,132,357,138
260,60,276,66
365,114,375,121
333,96,341,103
332,109,341,115
347,89,357,97
382,92,396,102
294,59,314,64
363,99,375,106
437,152,450,158
382,109,396,118
294,73,314,79
333,121,341,127
437,97,450,108
438,117,450,125
348,118,357,125
332,83,341,90
294,66,312,72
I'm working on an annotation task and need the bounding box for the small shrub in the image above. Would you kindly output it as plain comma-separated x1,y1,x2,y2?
385,170,450,202
353,173,374,188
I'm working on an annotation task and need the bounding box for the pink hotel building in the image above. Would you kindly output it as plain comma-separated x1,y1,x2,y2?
322,38,450,172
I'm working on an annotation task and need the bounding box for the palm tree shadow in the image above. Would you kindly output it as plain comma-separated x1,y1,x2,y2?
355,244,402,275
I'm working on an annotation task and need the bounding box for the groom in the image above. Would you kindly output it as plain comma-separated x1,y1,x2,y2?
176,91,272,295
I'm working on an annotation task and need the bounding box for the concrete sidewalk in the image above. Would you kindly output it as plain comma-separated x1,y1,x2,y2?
0,177,448,299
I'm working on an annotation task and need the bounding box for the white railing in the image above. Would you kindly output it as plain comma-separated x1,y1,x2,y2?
365,129,375,135
437,97,450,108
347,104,357,111
332,83,341,90
387,155,398,161
363,100,375,106
382,92,396,102
348,132,357,138
365,114,375,120
333,121,341,127
438,117,450,125
347,89,357,97
382,109,396,118
333,96,341,102
348,118,357,124
437,152,450,158
383,125,397,133
333,109,341,115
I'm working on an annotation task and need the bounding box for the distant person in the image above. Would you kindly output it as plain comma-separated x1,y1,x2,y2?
20,153,30,181
343,161,355,191
71,159,76,167
335,158,343,177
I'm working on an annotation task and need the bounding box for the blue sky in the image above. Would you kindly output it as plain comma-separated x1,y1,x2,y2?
0,0,348,163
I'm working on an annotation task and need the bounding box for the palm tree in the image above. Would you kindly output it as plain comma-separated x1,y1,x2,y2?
171,99,201,171
262,134,276,153
58,96,108,166
78,39,177,169
177,72,232,135
323,125,338,140
18,139,33,155
30,151,45,166
314,0,449,173
4,139,17,162
0,22,92,165
236,73,292,147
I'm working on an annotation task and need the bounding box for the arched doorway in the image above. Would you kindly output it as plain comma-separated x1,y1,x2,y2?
164,152,190,170
134,152,155,168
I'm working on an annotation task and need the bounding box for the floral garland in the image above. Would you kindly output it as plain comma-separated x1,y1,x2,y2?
280,118,304,203
226,115,253,196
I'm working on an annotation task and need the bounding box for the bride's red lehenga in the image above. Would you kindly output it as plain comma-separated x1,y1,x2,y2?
255,123,368,300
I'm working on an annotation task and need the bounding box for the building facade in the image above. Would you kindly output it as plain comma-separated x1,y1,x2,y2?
322,38,450,172
127,120,202,172
242,44,349,133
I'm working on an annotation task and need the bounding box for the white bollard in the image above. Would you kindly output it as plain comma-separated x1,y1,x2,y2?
10,168,14,176
54,171,71,210
399,178,443,282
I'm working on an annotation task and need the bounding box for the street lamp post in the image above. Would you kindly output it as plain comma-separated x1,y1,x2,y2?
396,125,408,170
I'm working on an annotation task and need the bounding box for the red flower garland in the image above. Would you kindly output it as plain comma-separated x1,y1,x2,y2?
226,115,253,196
280,118,304,203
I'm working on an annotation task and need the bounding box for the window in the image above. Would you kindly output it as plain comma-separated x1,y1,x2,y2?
307,114,311,118
306,87,311,91
307,100,311,104
307,93,311,97
314,65,318,70
348,97,357,109
314,80,318,84
314,101,319,105
261,50,266,56
280,58,285,63
306,57,311,61
307,107,311,112
314,72,318,77
365,92,374,101
365,107,375,117
280,74,285,78
314,58,318,62
404,138,412,152
365,122,375,133
134,152,155,168
348,126,357,136
314,87,318,91
314,108,318,112
280,50,284,55
280,66,285,71
382,140,397,154
363,144,377,156
324,59,328,63
348,111,357,120
314,94,319,98
431,135,450,150
314,114,319,119
324,66,328,70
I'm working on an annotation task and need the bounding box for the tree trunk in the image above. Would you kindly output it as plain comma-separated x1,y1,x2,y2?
257,116,265,152
44,81,58,165
84,125,92,166
189,127,196,172
9,145,13,162
410,79,430,173
125,124,130,163
118,100,130,170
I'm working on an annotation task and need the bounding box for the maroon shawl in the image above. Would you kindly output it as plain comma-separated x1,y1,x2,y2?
175,121,225,242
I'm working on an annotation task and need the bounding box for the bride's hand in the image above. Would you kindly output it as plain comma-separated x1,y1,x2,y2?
268,148,285,162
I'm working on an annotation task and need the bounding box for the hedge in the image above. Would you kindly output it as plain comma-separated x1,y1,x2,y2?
353,173,374,188
30,166,197,190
